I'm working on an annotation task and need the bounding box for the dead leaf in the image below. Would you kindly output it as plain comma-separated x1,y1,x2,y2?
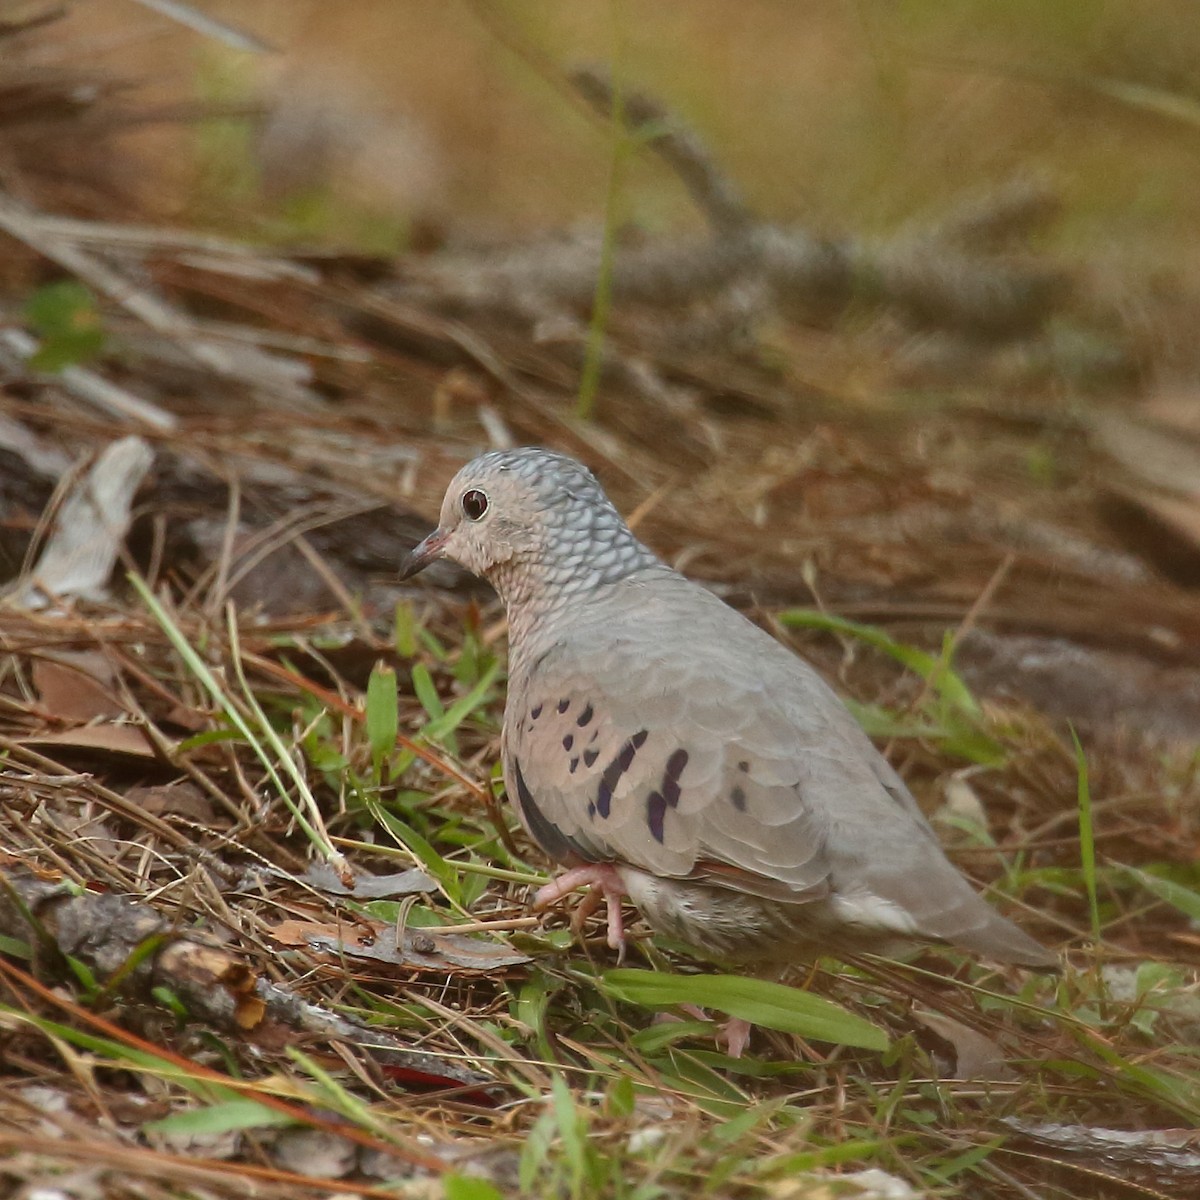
32,652,125,721
53,812,124,861
914,1009,1016,1081
21,435,155,608
253,863,438,899
270,918,530,972
125,782,216,823
271,918,346,948
24,724,165,759
298,863,437,899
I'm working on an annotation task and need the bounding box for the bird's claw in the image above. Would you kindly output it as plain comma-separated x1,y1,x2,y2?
670,1005,753,1058
533,864,629,959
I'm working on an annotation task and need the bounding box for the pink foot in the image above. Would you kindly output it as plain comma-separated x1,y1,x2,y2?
675,1005,753,1058
720,1017,753,1059
532,864,629,959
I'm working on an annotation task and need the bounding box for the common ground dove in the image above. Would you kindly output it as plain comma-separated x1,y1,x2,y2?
401,448,1055,978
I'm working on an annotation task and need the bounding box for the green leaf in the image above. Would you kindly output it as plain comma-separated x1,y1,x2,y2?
629,1019,715,1054
418,626,448,660
366,662,399,777
23,280,105,372
151,985,189,1020
369,805,459,900
843,700,939,739
65,954,100,996
0,935,31,959
444,1175,506,1200
144,1098,294,1136
705,1096,783,1148
607,1074,635,1119
394,602,418,658
422,660,500,743
177,727,245,752
411,662,445,720
760,1138,902,1177
132,574,345,875
1127,867,1200,923
938,724,1008,767
602,969,889,1051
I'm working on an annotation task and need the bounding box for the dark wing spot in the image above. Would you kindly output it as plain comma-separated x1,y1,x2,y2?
557,698,571,714
562,734,574,751
531,703,543,720
730,786,747,812
665,748,689,777
737,760,750,773
576,703,594,728
595,729,649,819
647,792,667,844
512,758,590,862
583,748,599,768
569,757,579,774
596,779,613,819
587,801,596,820
661,748,689,808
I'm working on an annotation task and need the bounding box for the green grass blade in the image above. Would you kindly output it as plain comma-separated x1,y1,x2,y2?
410,662,445,721
144,1098,294,1136
777,609,981,717
130,573,347,877
1126,866,1200,922
366,662,399,776
602,969,889,1051
394,602,418,658
1071,727,1101,943
421,659,500,743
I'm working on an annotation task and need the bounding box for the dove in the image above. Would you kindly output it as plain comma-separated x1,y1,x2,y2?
399,447,1056,1006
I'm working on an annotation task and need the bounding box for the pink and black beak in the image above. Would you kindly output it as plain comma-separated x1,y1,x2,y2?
398,529,449,580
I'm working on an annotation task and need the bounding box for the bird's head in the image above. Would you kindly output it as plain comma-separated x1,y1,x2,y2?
399,447,649,594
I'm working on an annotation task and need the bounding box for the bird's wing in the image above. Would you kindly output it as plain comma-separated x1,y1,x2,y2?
504,579,912,895
504,575,1052,963
505,632,835,901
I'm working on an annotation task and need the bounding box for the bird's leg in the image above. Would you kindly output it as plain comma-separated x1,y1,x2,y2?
532,864,629,958
671,1005,753,1058
720,1017,753,1059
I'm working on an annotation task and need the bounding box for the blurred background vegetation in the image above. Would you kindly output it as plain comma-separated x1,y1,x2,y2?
55,0,1200,270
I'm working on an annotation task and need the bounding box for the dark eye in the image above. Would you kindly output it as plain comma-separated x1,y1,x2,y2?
462,489,489,520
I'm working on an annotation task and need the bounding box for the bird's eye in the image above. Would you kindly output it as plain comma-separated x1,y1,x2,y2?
461,488,489,520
